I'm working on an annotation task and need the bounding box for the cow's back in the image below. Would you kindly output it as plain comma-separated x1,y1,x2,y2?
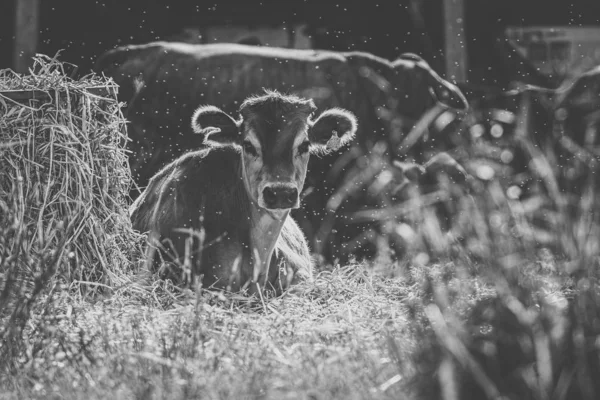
97,42,355,114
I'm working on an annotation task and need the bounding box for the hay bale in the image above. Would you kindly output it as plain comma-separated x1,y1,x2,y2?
0,54,139,291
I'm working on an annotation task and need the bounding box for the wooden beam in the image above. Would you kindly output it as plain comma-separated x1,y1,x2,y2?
13,0,40,73
443,0,468,83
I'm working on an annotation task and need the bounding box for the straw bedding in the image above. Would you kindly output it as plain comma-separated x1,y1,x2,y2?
0,55,139,295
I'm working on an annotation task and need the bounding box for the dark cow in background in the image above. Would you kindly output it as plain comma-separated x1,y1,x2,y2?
130,91,357,293
96,42,468,262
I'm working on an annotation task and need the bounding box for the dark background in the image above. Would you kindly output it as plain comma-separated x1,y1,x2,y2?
1,0,600,89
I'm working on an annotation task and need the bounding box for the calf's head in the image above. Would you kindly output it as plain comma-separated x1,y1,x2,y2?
191,91,357,215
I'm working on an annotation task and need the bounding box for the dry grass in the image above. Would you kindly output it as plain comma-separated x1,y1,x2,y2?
1,261,498,400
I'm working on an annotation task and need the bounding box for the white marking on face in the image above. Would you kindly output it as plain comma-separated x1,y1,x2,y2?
293,129,309,148
289,128,310,206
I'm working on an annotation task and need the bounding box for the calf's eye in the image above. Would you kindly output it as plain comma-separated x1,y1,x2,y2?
297,141,310,156
243,141,258,156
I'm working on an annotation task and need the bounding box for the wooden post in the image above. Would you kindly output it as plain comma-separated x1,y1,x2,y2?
443,0,468,83
13,0,40,73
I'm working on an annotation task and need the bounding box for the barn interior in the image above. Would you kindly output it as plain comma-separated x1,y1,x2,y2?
2,0,600,91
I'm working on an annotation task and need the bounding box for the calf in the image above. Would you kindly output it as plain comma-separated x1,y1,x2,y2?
130,91,356,293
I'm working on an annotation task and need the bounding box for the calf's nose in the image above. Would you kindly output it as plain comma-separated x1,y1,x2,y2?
262,184,298,209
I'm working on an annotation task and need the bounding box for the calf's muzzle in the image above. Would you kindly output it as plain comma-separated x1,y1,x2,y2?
262,184,299,209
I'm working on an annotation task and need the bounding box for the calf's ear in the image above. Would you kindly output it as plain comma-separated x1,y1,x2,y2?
191,105,241,145
308,108,357,152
